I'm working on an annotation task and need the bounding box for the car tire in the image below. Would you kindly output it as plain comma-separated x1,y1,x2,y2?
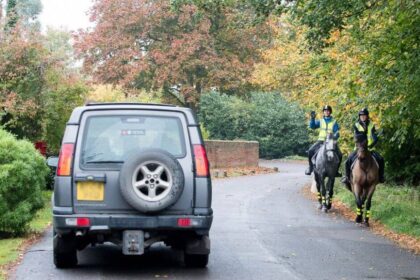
184,253,209,268
119,149,184,213
53,233,77,268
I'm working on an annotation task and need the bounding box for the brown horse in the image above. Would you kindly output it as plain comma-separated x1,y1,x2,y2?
350,134,379,226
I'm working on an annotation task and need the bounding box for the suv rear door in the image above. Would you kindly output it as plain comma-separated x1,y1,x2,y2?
72,109,194,215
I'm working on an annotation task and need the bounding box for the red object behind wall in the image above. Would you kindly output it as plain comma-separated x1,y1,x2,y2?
35,141,47,157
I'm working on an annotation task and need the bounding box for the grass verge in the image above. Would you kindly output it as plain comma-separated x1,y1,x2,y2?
282,155,307,161
303,183,420,254
334,183,420,238
0,191,52,280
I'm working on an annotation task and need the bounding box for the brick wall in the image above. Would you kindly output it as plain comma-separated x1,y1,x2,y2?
204,140,259,169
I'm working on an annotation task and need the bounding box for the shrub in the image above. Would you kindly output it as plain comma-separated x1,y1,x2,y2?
0,129,49,235
199,92,309,158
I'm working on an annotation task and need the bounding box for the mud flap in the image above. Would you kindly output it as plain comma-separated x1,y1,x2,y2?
122,230,144,255
185,235,210,255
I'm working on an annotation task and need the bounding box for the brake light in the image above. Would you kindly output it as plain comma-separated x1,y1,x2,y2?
65,217,90,227
178,218,191,227
193,145,209,177
57,143,74,176
76,217,90,227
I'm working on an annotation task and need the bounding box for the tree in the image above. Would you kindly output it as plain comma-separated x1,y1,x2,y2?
0,15,88,152
17,0,42,21
252,1,420,183
0,28,46,139
75,0,270,108
6,0,18,29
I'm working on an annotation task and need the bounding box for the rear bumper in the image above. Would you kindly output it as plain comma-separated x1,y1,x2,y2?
53,214,213,234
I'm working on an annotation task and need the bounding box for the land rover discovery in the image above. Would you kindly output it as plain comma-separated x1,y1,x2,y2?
48,103,212,268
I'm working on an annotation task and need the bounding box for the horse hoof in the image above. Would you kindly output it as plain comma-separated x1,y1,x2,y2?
327,203,332,210
355,216,363,223
363,221,370,227
322,206,328,213
318,204,323,210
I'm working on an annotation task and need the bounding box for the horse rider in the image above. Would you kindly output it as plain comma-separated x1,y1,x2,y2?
305,105,342,176
341,108,385,188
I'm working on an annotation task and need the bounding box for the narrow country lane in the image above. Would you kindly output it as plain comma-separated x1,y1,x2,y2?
12,161,420,280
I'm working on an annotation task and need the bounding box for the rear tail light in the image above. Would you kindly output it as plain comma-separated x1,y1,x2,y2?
178,218,191,227
65,217,90,227
76,217,90,227
193,144,209,177
177,218,200,227
57,143,74,176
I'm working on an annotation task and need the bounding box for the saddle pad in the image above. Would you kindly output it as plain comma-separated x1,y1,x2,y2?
351,156,379,170
311,150,320,164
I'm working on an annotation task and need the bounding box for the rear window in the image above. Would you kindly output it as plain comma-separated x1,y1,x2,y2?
81,115,186,165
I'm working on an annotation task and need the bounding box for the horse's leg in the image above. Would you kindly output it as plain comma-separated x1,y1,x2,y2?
353,185,363,224
327,177,335,210
364,185,377,226
315,173,322,209
321,176,328,213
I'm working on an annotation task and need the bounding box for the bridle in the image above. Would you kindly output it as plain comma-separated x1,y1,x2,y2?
325,134,336,161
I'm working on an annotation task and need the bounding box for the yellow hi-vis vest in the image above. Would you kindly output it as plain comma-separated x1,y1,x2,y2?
355,122,375,150
318,118,336,141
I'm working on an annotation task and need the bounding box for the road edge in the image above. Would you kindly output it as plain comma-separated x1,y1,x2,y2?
301,184,420,255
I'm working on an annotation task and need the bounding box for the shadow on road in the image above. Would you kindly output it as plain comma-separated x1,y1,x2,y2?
65,243,210,278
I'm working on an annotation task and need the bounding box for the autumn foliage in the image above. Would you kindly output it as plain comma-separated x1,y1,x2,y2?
252,0,420,183
75,0,269,106
0,6,87,153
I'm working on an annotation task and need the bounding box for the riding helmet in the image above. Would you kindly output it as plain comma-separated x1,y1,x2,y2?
358,108,369,116
323,105,332,113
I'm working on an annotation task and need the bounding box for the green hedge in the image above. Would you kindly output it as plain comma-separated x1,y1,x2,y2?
199,92,310,158
0,129,49,235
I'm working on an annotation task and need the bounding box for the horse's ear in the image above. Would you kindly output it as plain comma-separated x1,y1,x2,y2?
355,133,367,143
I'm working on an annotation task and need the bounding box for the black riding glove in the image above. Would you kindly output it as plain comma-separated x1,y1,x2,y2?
310,111,316,119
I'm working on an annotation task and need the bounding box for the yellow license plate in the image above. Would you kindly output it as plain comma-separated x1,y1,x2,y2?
77,181,104,201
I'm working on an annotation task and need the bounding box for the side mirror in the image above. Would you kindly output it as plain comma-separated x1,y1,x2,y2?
47,156,59,168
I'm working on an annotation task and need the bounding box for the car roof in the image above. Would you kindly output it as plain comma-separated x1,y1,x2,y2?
67,103,197,125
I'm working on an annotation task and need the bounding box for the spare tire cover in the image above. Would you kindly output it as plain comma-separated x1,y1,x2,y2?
119,149,184,213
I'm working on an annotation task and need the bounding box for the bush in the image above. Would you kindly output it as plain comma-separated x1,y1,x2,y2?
199,92,310,158
0,129,49,235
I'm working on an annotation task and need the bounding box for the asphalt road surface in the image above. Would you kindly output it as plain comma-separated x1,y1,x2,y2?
13,161,420,280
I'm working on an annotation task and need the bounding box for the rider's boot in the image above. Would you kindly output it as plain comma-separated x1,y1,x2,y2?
305,161,313,175
379,165,385,183
336,152,343,177
341,159,352,191
379,173,385,183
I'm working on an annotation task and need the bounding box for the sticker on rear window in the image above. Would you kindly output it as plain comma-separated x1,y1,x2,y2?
121,129,145,136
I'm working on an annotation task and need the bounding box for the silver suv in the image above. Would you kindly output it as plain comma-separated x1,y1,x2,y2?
48,103,213,268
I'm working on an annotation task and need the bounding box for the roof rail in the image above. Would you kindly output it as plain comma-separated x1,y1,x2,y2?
85,102,177,107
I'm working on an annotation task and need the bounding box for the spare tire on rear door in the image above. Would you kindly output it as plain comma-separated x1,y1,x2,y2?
119,149,184,213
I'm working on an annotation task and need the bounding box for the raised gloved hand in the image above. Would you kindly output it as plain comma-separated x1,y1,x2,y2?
310,111,316,119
